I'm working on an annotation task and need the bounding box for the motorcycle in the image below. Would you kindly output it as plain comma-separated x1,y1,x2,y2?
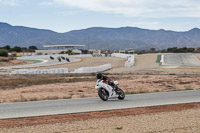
95,79,125,101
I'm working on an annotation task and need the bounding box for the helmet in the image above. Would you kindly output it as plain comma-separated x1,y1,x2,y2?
96,73,102,79
114,81,119,85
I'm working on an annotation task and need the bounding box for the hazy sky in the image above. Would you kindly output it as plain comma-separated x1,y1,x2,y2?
0,0,200,33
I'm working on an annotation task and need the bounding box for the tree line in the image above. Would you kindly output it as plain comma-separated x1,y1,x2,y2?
0,45,38,57
0,45,38,52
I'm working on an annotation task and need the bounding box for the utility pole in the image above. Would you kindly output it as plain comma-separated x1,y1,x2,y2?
106,42,110,53
88,36,90,54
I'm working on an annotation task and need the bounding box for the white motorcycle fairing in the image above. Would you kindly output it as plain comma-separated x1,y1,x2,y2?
95,79,117,98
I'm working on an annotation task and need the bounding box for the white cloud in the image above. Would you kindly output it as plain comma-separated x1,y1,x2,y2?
52,0,200,18
0,0,20,6
57,10,81,16
40,1,54,6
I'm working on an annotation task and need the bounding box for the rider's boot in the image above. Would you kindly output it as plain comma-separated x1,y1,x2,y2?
114,86,121,94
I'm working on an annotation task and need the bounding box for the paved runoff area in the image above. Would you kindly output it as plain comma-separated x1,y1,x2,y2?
163,53,200,66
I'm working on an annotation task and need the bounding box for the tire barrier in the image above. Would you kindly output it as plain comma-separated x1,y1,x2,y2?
74,64,111,73
92,54,103,57
111,53,135,67
10,68,69,75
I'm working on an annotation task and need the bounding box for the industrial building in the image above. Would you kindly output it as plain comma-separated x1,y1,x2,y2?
35,45,85,55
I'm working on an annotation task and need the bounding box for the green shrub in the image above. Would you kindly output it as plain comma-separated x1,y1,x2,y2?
0,49,8,57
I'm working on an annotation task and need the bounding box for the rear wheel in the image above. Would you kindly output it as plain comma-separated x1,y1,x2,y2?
117,88,125,100
98,88,109,101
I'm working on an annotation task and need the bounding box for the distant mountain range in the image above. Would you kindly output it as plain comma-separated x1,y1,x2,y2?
0,22,200,50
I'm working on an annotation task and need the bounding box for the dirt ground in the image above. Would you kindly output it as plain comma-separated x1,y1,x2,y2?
0,74,200,103
106,54,160,74
0,103,200,133
0,57,26,66
155,66,200,74
196,54,200,60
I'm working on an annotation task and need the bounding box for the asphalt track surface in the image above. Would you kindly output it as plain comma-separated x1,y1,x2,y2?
0,57,79,70
163,53,200,66
0,90,200,120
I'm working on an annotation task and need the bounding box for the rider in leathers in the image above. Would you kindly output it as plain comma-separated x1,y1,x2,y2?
96,73,116,90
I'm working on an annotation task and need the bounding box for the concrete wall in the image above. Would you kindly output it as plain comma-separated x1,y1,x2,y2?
11,68,68,75
125,55,135,67
10,64,112,74
160,55,164,65
112,53,135,67
73,64,111,73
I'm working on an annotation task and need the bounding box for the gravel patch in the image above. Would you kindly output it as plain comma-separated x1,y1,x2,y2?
0,103,200,133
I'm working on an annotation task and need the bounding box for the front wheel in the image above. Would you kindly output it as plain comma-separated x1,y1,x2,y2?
117,88,125,100
98,88,109,101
